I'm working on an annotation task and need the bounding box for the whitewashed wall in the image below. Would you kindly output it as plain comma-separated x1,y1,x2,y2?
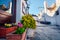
16,0,28,24
16,0,22,24
44,14,56,25
56,7,60,25
44,7,60,25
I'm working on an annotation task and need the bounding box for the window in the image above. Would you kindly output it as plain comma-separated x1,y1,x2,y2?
56,10,59,15
0,0,16,23
0,0,12,13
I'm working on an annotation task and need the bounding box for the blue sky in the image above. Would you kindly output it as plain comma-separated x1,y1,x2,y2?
28,0,55,15
0,0,55,15
0,0,11,8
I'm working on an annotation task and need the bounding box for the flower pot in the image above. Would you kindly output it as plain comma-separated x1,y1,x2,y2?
0,26,17,38
27,29,35,37
6,30,26,40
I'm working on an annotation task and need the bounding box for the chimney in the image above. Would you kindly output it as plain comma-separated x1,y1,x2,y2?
44,0,47,13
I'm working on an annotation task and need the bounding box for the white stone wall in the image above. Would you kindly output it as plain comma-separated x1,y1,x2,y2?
56,7,60,25
43,0,60,25
44,7,60,25
16,0,22,24
45,14,56,25
56,0,60,7
16,0,28,24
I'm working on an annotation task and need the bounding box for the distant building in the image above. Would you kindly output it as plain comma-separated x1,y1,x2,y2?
38,0,60,25
43,0,60,25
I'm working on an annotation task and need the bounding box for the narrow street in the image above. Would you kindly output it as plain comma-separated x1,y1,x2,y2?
35,24,60,40
27,16,60,40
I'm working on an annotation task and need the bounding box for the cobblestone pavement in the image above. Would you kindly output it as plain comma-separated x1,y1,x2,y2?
27,19,60,40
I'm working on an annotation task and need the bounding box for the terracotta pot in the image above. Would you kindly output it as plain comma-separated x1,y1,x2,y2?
6,30,26,40
0,26,17,38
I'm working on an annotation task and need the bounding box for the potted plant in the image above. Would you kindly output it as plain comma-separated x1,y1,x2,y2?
21,14,36,37
0,23,17,38
6,22,26,40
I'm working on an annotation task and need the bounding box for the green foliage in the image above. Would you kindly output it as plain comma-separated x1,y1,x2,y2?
15,27,25,34
21,14,36,29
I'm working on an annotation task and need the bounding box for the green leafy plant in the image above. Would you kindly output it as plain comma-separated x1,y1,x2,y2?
21,14,36,29
15,27,25,34
15,22,25,34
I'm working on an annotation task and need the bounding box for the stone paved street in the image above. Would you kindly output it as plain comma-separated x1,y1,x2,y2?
33,26,60,40
27,19,60,40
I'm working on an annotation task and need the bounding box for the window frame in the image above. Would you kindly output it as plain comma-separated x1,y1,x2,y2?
11,0,16,23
